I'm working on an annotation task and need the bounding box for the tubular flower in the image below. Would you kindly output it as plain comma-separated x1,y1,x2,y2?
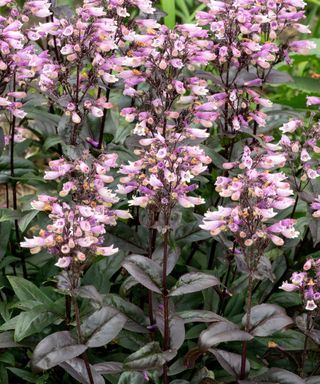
280,258,320,312
118,134,210,209
200,148,298,250
21,153,131,268
194,0,312,133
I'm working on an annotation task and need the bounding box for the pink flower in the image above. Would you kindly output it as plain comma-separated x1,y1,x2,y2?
280,119,303,133
307,96,320,106
96,245,118,256
289,40,316,54
55,257,72,268
20,236,45,249
306,300,317,311
279,281,300,292
178,196,205,208
128,196,150,208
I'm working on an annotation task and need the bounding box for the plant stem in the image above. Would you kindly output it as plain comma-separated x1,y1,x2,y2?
162,212,170,384
70,270,94,384
5,184,9,208
240,271,254,379
49,2,61,64
300,313,311,377
97,86,111,149
291,194,299,218
223,62,230,133
71,294,94,384
148,211,157,325
65,295,71,326
70,64,81,145
10,73,27,278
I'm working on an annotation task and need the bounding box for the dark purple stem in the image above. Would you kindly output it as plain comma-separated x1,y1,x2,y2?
162,213,170,384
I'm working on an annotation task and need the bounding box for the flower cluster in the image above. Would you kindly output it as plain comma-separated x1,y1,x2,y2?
195,0,312,133
118,134,211,209
119,22,219,138
280,258,320,312
21,153,131,269
200,147,299,253
244,98,320,185
20,0,156,143
0,12,28,102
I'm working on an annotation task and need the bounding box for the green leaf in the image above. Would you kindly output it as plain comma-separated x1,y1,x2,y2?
176,0,190,21
201,145,227,169
105,224,146,254
199,321,253,350
0,364,8,384
267,330,306,351
32,331,87,371
103,293,148,333
0,209,21,222
124,342,176,370
285,76,320,94
18,210,38,233
59,358,105,384
176,213,211,243
43,136,63,151
0,331,22,348
169,272,220,296
0,222,11,260
23,107,60,136
14,309,61,342
0,315,19,332
268,292,302,308
81,306,127,348
244,304,293,337
118,372,145,384
7,368,38,383
160,0,176,28
0,156,35,184
7,276,52,305
122,254,162,294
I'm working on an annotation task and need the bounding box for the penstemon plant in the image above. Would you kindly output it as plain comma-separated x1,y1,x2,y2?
1,0,320,384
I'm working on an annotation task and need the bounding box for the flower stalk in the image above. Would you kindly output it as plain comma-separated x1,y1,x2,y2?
240,270,254,379
162,212,171,384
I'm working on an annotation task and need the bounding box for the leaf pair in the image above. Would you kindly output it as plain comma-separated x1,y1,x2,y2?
122,254,220,295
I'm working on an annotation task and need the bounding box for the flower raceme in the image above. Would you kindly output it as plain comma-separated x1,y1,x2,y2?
20,0,156,140
118,134,211,209
280,258,320,312
119,22,219,138
200,147,299,249
195,0,312,133
21,154,131,268
253,104,320,182
197,0,311,63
